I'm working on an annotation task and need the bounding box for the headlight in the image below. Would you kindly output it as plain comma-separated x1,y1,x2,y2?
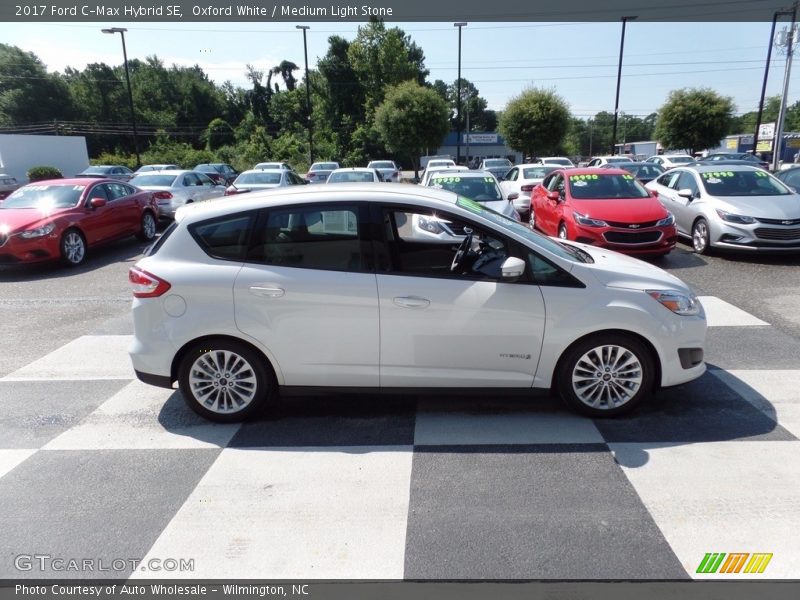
573,211,608,227
656,212,675,227
716,209,756,224
647,290,701,316
19,223,56,238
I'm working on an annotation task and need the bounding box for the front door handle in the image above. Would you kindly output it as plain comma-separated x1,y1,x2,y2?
249,285,285,298
393,296,430,309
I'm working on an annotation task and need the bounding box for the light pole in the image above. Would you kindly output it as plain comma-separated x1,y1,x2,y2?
773,4,798,171
297,25,313,165
611,16,637,156
454,22,467,165
754,11,790,161
102,27,140,167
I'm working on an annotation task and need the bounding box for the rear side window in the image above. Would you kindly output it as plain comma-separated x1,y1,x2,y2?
190,213,256,261
248,205,365,271
144,221,177,257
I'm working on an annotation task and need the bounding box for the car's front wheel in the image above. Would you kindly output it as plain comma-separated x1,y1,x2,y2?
178,339,273,422
557,334,655,417
558,222,569,240
692,218,711,254
60,229,86,266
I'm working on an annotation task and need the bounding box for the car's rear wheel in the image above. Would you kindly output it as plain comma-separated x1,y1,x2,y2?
558,222,569,240
60,229,86,266
136,211,157,241
557,334,654,417
178,339,272,422
692,218,711,254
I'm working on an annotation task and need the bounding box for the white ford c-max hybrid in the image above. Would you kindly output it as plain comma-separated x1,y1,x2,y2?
129,184,706,422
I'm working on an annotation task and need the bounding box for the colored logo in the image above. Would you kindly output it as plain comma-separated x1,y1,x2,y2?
696,552,773,574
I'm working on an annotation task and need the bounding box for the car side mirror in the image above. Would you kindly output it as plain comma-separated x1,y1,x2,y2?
89,197,107,208
677,188,695,200
500,256,526,281
546,190,560,201
651,189,659,198
508,192,519,201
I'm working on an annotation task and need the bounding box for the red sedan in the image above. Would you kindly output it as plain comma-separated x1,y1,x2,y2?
531,168,677,256
0,178,158,266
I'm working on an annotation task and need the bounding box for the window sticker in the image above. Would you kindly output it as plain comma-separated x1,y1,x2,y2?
456,196,483,213
569,174,599,181
432,176,461,183
484,177,495,183
622,174,634,180
573,180,588,187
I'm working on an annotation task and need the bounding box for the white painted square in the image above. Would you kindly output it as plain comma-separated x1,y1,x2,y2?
1,335,135,381
132,447,414,578
698,296,769,327
414,399,604,445
0,449,36,479
713,369,800,439
43,380,241,450
610,441,800,578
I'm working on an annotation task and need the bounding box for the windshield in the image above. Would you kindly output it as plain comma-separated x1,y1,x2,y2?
700,170,791,196
543,158,572,166
523,166,558,179
82,166,111,174
454,196,586,262
484,159,511,167
310,163,338,171
428,161,454,169
429,175,502,202
255,163,282,170
568,173,650,199
236,172,282,185
2,185,84,209
615,164,664,179
669,156,693,164
369,161,395,169
130,174,177,187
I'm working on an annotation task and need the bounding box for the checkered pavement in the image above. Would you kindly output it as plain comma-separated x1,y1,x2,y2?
1,295,798,580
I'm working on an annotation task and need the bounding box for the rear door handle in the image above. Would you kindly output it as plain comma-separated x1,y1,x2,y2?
393,296,430,309
249,285,285,298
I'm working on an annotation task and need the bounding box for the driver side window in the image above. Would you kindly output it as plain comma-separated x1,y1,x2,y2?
385,208,509,280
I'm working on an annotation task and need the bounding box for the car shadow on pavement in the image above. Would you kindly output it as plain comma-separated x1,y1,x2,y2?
154,363,791,459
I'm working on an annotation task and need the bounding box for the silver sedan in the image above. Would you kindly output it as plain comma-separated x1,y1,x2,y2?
645,165,800,253
129,170,226,220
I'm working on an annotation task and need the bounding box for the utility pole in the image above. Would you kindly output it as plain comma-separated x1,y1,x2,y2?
297,25,313,165
773,3,798,171
611,16,637,155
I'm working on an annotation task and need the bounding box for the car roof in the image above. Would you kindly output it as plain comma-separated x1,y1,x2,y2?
132,169,194,176
674,164,763,173
239,168,284,174
430,169,494,178
331,167,375,172
175,183,458,225
26,178,121,186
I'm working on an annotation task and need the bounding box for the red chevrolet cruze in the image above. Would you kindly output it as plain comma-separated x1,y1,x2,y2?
531,168,677,256
0,178,158,266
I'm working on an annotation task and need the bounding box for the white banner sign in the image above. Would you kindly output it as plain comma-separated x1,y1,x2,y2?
758,122,775,141
463,133,498,144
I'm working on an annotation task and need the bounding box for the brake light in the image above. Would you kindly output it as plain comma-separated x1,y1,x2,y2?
521,185,534,192
129,267,171,298
393,171,399,177
153,191,173,200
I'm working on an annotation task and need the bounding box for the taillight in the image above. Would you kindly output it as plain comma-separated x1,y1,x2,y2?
393,171,399,177
153,191,173,200
521,185,534,192
129,267,171,298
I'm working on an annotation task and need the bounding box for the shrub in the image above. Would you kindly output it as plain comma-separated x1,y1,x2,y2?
27,166,63,182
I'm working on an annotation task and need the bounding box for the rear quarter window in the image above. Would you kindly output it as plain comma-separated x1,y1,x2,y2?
189,212,257,261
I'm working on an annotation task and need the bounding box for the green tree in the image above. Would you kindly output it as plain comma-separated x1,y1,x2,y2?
654,88,734,154
0,44,74,126
203,118,235,150
374,81,449,177
498,88,571,158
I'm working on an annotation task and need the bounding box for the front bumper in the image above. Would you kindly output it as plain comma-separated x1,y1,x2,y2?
572,223,677,255
709,219,800,251
0,230,61,264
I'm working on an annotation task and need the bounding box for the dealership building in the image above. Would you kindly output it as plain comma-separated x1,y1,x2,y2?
433,131,522,166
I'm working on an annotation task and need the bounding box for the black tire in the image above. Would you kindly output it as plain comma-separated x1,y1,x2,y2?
692,218,711,255
60,228,86,267
136,211,157,242
556,333,655,418
178,339,273,422
558,222,569,240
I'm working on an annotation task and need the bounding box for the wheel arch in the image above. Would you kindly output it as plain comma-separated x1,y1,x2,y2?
551,328,662,395
170,334,280,387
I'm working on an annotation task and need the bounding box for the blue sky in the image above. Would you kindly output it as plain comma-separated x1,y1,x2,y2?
3,20,799,119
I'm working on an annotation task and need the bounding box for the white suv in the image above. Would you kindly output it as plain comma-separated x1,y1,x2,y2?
129,184,706,422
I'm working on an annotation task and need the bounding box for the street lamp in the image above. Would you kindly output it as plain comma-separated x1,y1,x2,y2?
454,22,467,165
611,16,637,155
296,25,313,165
754,10,792,162
102,27,140,167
